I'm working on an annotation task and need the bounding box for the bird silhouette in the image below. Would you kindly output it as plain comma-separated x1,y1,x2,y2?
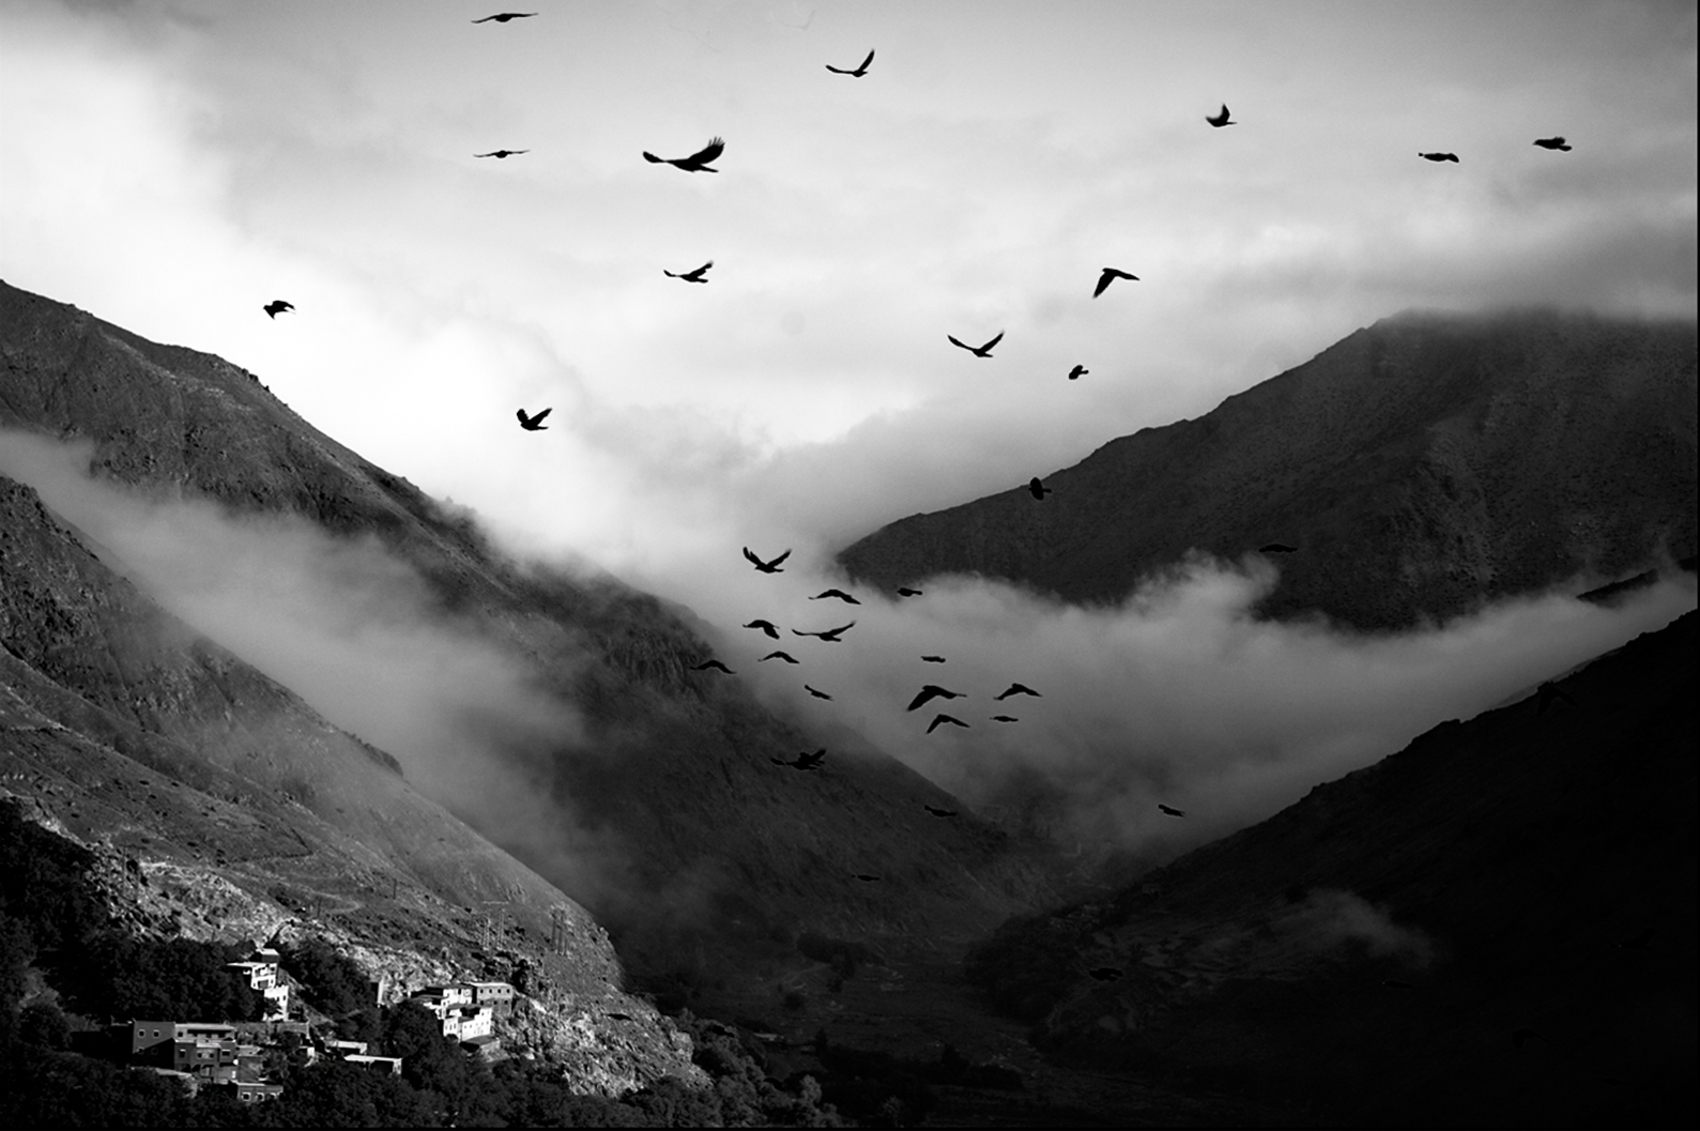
1093,268,1139,297
1089,967,1124,982
804,684,833,700
1028,477,1053,500
927,713,969,733
907,685,963,711
1419,152,1460,162
743,547,791,573
794,621,856,642
948,331,1004,358
897,586,923,597
743,619,781,638
664,260,712,283
826,49,875,77
1067,364,1088,380
760,651,800,664
1533,136,1572,151
1206,104,1236,127
1157,804,1185,818
606,1012,632,1021
1382,979,1413,989
990,715,1019,723
692,659,735,674
924,805,958,818
772,748,826,770
263,300,294,318
474,149,529,159
516,407,552,431
851,873,881,882
643,136,724,172
1511,1028,1544,1049
995,683,1041,700
1535,681,1579,717
921,655,947,664
1615,927,1656,952
1260,543,1298,553
811,589,861,604
472,12,538,22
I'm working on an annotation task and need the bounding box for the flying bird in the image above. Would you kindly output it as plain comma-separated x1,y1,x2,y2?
927,713,969,733
907,685,963,712
1260,543,1298,554
1533,136,1572,151
472,12,538,22
1089,967,1124,982
1067,364,1088,381
263,300,294,318
825,49,875,77
743,547,791,573
1206,104,1236,127
474,149,529,159
924,805,958,818
1157,804,1185,818
692,659,735,674
1535,681,1579,717
804,684,833,701
516,407,552,431
643,136,724,173
897,587,923,597
921,655,947,664
664,260,712,283
1093,268,1139,297
773,748,827,770
811,589,861,604
1028,477,1053,500
793,622,856,642
1418,152,1460,162
948,331,1004,358
743,619,781,638
760,651,800,664
990,715,1019,723
851,873,881,882
994,683,1041,700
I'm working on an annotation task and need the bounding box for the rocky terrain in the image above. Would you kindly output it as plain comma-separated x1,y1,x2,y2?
839,309,1697,631
0,278,1062,994
964,611,1698,1126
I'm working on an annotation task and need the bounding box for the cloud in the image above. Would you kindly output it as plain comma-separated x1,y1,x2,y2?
1280,888,1437,969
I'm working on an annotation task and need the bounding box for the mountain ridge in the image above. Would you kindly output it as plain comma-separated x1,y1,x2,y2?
838,308,1698,630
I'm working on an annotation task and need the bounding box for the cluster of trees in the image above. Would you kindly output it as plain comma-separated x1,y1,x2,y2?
809,1030,1023,1127
276,938,371,1017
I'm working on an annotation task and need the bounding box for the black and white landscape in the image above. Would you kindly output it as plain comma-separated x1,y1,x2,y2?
0,2,1694,1126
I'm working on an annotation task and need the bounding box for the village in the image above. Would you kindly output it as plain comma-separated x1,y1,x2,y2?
118,946,518,1105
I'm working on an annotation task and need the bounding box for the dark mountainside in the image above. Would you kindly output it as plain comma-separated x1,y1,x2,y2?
965,611,1698,1127
0,280,1059,989
839,310,1697,630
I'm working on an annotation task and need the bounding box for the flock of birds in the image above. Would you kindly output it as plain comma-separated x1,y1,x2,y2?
252,11,1581,843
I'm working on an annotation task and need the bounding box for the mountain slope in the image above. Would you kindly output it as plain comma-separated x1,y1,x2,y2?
965,610,1698,1126
839,310,1697,630
0,279,1059,982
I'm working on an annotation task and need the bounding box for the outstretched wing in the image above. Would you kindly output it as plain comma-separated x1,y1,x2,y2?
980,331,1004,352
1093,270,1114,298
769,548,792,568
531,407,552,426
686,137,725,165
947,335,970,351
858,49,875,71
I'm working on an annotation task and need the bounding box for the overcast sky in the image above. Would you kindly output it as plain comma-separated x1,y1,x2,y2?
2,1,1696,854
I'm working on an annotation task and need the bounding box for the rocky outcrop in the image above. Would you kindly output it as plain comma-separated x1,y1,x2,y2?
839,310,1697,630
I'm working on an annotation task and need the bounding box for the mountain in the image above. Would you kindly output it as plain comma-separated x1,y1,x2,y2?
964,610,1698,1126
839,310,1698,630
0,279,1059,990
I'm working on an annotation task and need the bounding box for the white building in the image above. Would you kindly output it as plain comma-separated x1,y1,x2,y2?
226,949,291,1020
